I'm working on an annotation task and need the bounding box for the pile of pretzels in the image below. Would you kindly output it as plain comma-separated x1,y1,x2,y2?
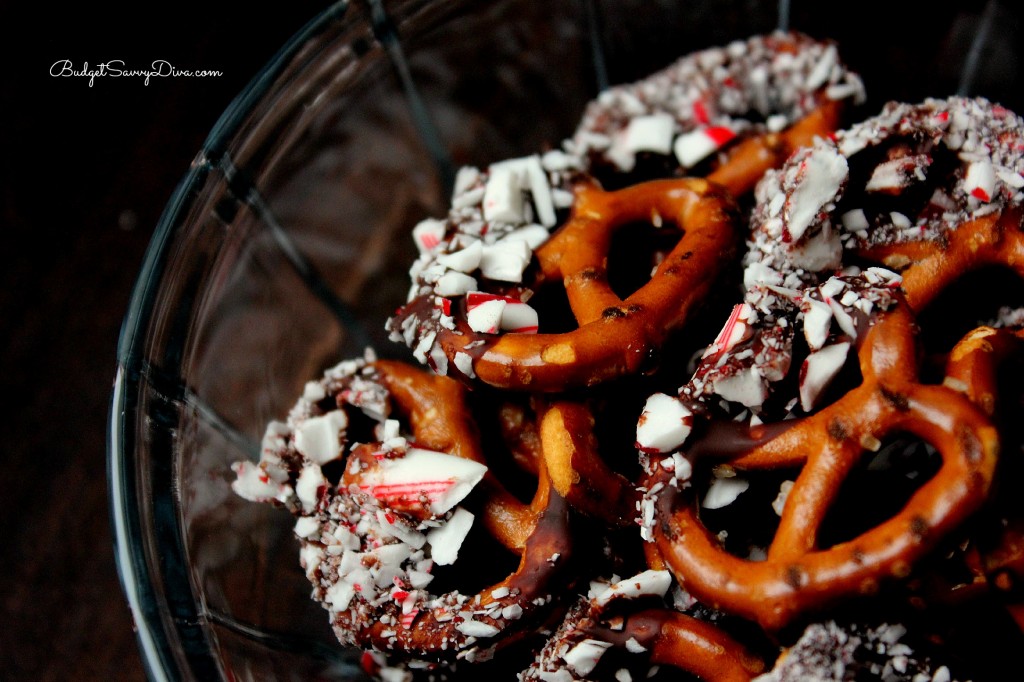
234,31,1024,681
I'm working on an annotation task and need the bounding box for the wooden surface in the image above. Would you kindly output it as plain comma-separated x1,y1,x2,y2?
1,3,324,679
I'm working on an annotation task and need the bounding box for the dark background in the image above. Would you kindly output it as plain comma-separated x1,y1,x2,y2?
1,3,327,678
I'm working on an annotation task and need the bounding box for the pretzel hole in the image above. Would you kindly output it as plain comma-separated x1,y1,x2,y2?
525,280,578,334
835,137,963,228
817,435,941,548
692,464,795,560
606,219,683,300
915,265,1024,359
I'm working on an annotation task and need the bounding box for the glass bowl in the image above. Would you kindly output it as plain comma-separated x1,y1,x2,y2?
109,1,1024,680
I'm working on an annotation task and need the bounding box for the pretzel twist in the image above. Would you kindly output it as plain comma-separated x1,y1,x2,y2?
648,302,1000,631
860,208,1024,312
373,360,547,551
707,98,843,197
522,596,764,681
436,178,739,391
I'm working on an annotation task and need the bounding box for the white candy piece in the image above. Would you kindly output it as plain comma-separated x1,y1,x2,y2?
294,410,348,464
480,240,531,282
456,619,501,638
412,218,446,254
965,160,996,202
840,208,869,232
437,240,483,273
453,351,476,379
785,147,847,242
800,342,851,411
713,367,767,407
636,393,693,453
490,155,557,227
453,166,481,197
703,476,749,509
294,516,320,539
295,463,325,512
359,448,488,517
674,126,736,168
500,301,539,333
593,569,672,607
482,166,525,224
499,224,550,249
436,271,478,297
466,298,506,334
426,507,475,566
623,114,675,155
563,639,613,676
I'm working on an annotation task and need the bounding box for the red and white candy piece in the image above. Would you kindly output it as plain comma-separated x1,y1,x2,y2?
355,447,487,518
466,296,506,334
964,159,997,202
466,292,539,334
673,125,737,169
703,303,755,360
412,218,447,254
801,298,833,352
230,460,289,503
636,393,694,454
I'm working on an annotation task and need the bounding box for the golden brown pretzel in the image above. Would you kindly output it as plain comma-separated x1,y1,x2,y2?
523,595,763,681
334,451,573,657
859,208,1024,312
435,178,738,391
647,301,1000,631
538,399,639,527
373,359,548,551
707,98,844,197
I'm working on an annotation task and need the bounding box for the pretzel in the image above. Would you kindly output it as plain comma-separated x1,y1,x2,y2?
522,575,764,681
392,177,739,391
640,295,999,632
744,96,1024,298
387,32,862,392
538,399,639,526
233,355,577,658
570,31,862,194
